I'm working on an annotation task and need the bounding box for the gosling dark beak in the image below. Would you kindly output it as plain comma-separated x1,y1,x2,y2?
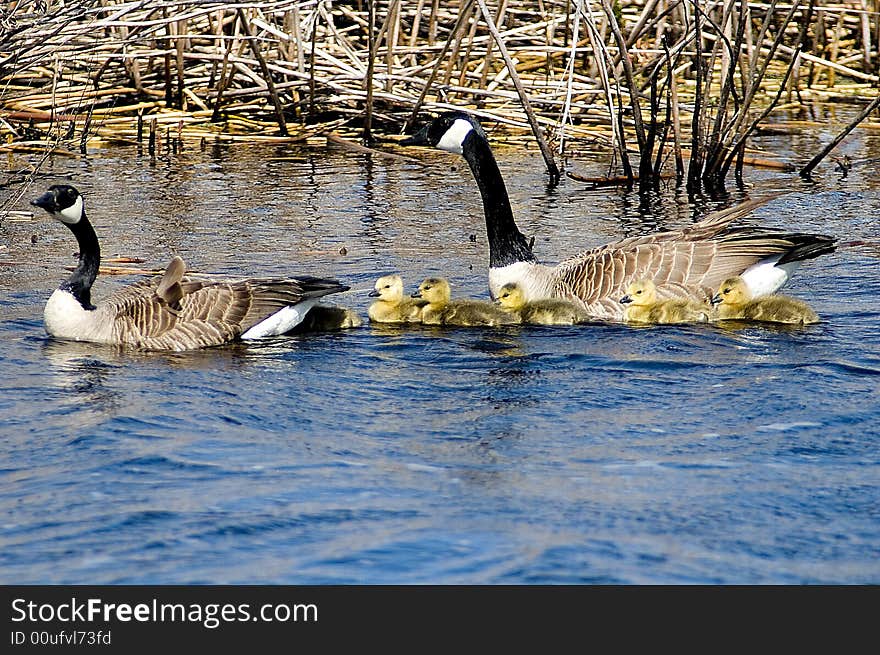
411,291,423,298
400,123,431,147
620,295,632,304
31,190,58,212
368,289,380,297
711,294,723,306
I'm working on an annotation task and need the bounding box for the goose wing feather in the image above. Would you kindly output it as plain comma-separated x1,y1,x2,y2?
549,195,812,317
98,272,348,350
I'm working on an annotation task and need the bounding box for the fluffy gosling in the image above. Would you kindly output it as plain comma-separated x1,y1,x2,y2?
413,277,519,327
368,274,426,323
495,282,588,325
711,276,819,324
290,304,363,333
619,279,711,324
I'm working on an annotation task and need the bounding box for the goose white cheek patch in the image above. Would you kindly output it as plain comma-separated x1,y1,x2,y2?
436,119,474,155
57,195,84,225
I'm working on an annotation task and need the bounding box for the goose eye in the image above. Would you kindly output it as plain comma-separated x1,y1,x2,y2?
636,290,642,295
723,288,730,294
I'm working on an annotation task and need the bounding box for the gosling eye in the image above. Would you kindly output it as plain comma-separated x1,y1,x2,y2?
723,288,730,294
635,290,643,295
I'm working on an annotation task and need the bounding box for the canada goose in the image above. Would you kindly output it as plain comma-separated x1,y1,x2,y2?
619,279,711,324
401,111,837,320
711,276,820,324
32,184,350,351
495,281,589,325
412,277,519,327
367,273,426,323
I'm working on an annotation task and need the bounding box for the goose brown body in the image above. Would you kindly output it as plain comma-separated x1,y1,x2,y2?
33,185,349,351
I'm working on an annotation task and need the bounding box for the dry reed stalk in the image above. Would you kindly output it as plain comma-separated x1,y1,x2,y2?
801,91,880,177
475,0,559,181
1,0,878,195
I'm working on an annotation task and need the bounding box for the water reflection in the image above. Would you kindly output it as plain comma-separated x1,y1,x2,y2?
4,123,880,584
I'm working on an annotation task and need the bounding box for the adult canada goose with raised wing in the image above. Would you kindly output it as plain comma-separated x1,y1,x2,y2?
32,184,349,351
620,279,711,324
401,111,837,321
711,276,820,324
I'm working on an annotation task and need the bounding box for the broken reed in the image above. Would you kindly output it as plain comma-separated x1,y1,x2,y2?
2,0,880,192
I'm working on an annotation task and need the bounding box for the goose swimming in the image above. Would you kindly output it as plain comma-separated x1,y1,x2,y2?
367,273,426,323
620,279,711,324
401,111,837,321
412,277,519,327
32,184,349,351
495,281,589,325
711,276,820,324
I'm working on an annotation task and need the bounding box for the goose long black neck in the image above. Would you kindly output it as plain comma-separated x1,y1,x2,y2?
461,132,537,267
62,212,100,310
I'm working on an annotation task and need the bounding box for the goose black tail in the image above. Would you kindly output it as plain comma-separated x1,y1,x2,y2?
776,233,838,265
294,276,351,299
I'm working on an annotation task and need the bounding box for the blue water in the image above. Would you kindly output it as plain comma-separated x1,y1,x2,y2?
1,125,879,584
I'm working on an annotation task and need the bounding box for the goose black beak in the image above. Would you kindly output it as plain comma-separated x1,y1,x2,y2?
31,190,58,212
400,123,431,147
368,289,380,297
619,295,632,304
411,291,423,298
711,294,723,306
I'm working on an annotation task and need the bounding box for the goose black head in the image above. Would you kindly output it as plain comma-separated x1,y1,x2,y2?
31,184,84,225
401,111,487,155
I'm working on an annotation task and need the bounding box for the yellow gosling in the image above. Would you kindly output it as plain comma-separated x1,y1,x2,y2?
711,276,819,324
413,277,519,327
495,282,589,325
619,279,711,324
368,274,426,323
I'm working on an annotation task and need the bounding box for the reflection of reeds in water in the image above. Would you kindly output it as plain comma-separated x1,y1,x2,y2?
2,2,879,193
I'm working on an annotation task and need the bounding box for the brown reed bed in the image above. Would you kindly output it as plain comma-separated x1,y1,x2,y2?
2,0,880,200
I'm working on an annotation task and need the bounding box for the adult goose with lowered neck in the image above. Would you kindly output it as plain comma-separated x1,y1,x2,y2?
401,111,837,321
32,184,349,351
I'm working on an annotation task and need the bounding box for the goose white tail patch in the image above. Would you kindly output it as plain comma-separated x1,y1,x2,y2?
57,195,84,225
241,298,319,339
740,256,801,297
437,118,475,155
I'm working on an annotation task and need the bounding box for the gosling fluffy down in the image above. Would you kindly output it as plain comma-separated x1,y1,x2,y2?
290,304,363,332
413,277,519,327
711,276,819,324
495,282,589,325
367,274,426,323
619,279,711,324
